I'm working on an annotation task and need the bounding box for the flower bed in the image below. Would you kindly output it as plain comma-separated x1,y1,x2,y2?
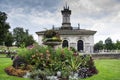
5,44,98,80
5,30,97,80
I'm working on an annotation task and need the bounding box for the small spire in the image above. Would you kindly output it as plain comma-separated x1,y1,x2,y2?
66,2,67,9
52,25,55,30
78,23,80,29
64,1,69,9
64,6,65,9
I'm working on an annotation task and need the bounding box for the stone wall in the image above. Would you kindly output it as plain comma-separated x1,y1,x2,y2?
84,53,120,59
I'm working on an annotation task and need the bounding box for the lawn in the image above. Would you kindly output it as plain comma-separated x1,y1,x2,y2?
0,56,120,80
0,54,6,58
0,58,29,80
82,59,120,80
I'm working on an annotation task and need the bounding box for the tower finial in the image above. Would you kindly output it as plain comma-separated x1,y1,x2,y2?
64,1,69,9
66,2,67,9
78,23,80,29
52,25,55,30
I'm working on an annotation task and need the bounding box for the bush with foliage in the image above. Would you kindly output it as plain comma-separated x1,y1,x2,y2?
78,55,98,78
42,30,62,43
70,47,77,53
5,66,28,77
6,44,97,79
12,56,27,69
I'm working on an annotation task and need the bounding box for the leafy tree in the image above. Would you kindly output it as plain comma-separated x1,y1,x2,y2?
94,40,104,52
115,40,120,50
13,27,35,47
13,27,25,47
5,32,14,47
0,11,11,45
105,37,114,51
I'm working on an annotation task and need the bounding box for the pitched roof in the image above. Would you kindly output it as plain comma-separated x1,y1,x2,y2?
36,29,96,35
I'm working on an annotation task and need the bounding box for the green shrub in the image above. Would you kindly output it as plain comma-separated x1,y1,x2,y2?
70,47,77,53
13,45,97,79
12,56,27,69
30,70,47,80
42,30,62,46
68,56,82,72
44,30,59,38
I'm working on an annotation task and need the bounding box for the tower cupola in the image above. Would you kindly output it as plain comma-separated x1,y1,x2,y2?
61,4,72,30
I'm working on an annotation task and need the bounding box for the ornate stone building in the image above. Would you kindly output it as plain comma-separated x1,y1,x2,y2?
36,5,96,53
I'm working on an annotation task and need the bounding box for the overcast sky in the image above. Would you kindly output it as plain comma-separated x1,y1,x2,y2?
0,0,120,43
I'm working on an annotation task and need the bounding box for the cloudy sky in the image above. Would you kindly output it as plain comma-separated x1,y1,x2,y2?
0,0,120,43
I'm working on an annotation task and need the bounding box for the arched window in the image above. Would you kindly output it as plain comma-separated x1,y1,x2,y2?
62,40,69,48
77,40,84,52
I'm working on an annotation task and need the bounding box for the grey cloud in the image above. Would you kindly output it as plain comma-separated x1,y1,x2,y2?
0,0,120,42
68,0,120,20
0,0,62,13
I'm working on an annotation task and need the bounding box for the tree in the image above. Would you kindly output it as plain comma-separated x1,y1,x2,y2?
13,27,25,47
0,11,11,45
115,40,120,50
13,27,35,47
105,37,114,51
94,40,104,52
5,32,14,47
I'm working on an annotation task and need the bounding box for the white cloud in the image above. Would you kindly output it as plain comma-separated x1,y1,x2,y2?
29,10,61,26
65,0,120,43
1,0,120,43
91,22,120,43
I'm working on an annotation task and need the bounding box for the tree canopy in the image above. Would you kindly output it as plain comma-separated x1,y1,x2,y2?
13,27,35,47
0,11,13,46
94,37,120,52
94,40,104,51
5,32,14,47
105,37,114,50
115,40,120,50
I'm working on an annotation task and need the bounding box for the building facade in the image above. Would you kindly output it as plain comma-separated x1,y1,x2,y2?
36,5,96,53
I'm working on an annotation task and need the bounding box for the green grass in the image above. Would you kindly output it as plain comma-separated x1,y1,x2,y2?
0,58,29,80
82,59,120,80
0,54,6,57
0,56,120,80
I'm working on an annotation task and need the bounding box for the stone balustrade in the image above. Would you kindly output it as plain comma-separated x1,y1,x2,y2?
82,53,120,59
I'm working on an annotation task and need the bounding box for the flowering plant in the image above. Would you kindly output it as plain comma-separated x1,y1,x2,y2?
42,30,62,42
